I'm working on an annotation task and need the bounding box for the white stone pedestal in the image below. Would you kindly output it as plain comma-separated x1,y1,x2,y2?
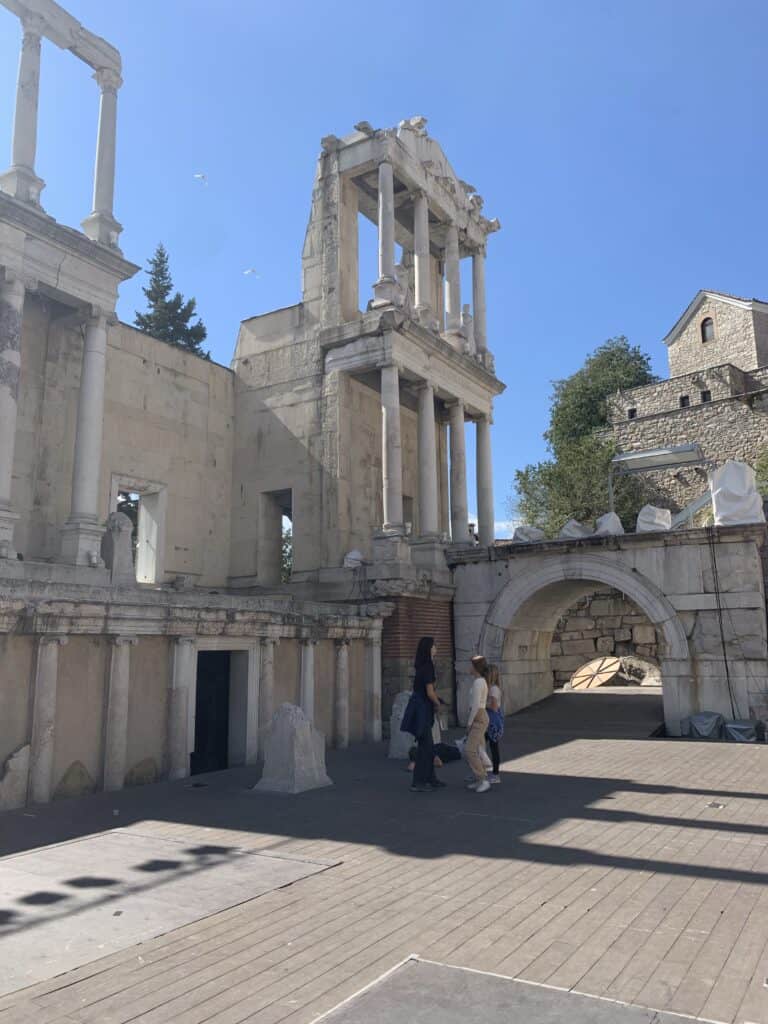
254,704,332,795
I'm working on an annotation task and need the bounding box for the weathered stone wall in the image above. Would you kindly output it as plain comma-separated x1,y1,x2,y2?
550,589,659,686
0,634,34,771
608,363,748,421
668,297,757,376
13,297,235,585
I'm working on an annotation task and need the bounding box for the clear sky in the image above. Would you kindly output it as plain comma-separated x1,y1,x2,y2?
2,0,767,536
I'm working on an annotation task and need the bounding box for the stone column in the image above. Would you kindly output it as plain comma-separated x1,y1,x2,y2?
372,161,397,306
61,311,109,565
29,636,67,805
444,223,462,345
476,413,495,547
245,643,261,764
103,636,137,792
449,400,469,543
82,69,123,248
0,14,46,204
300,638,316,723
334,639,350,748
365,636,382,742
0,275,24,557
417,382,439,536
381,363,404,532
258,637,276,737
472,246,487,354
168,637,196,781
413,189,432,322
438,417,450,534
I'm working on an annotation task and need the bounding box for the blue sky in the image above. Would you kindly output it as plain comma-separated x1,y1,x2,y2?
2,0,767,536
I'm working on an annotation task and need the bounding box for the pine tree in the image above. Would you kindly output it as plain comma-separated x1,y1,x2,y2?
134,243,210,359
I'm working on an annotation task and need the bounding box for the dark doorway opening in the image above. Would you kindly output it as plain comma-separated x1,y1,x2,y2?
192,652,231,775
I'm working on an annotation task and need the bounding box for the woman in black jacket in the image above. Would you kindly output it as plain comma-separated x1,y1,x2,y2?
401,636,446,792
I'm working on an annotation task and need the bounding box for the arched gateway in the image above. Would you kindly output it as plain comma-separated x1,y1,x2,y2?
449,528,768,736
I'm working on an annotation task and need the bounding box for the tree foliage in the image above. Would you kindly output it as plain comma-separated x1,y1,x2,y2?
512,337,660,536
281,525,293,583
134,243,210,359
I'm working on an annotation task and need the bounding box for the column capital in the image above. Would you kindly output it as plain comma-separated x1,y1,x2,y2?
39,634,68,647
410,187,427,201
109,635,138,647
335,637,351,647
173,636,197,648
20,13,45,42
445,397,465,413
93,67,123,94
301,636,318,646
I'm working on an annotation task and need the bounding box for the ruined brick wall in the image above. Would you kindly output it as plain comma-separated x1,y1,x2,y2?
550,589,659,687
381,596,455,729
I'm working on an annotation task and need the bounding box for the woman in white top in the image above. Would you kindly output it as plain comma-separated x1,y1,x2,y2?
485,663,504,785
466,655,491,793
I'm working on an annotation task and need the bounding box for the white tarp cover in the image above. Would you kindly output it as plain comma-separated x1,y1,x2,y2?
512,525,546,543
594,512,625,536
558,519,592,539
710,460,766,526
636,504,672,533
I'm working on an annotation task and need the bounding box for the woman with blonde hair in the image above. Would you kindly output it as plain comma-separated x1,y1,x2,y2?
466,655,491,793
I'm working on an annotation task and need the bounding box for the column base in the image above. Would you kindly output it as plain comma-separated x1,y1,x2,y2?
371,276,400,308
60,519,105,567
0,165,45,205
0,507,19,559
372,531,411,565
443,329,465,353
81,210,123,249
415,305,440,332
409,535,447,570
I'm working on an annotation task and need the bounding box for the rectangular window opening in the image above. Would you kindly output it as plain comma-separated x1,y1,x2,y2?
627,408,637,420
111,476,167,584
258,488,293,585
701,390,712,403
679,395,690,408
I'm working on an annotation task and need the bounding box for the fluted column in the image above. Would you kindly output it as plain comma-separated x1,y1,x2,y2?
476,413,495,547
449,400,469,543
168,637,196,781
365,636,382,742
300,638,316,723
0,14,46,204
103,636,137,791
417,382,439,536
334,639,350,748
381,363,404,532
29,636,67,804
258,638,277,738
82,69,123,248
413,189,432,322
0,275,24,557
61,311,109,566
372,161,397,306
444,223,461,346
245,643,261,764
472,246,487,354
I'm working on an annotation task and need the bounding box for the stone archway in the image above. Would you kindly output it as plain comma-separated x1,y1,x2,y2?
477,552,693,735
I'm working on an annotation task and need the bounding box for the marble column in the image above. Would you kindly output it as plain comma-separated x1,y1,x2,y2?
449,400,469,543
417,382,439,536
0,15,45,204
0,275,24,557
168,637,196,781
82,69,123,247
472,246,487,354
334,639,350,748
438,417,450,535
245,643,261,764
444,223,462,345
381,363,404,532
300,638,316,723
372,161,397,305
29,636,67,805
61,311,109,566
103,636,137,792
365,636,382,742
413,189,432,321
258,637,276,738
476,413,495,547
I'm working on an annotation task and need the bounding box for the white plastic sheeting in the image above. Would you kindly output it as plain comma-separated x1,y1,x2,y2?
594,512,625,536
636,505,672,533
710,460,766,527
512,525,546,543
558,519,592,539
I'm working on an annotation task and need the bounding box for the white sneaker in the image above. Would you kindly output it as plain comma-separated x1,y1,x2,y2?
489,774,501,785
466,781,479,790
475,780,491,794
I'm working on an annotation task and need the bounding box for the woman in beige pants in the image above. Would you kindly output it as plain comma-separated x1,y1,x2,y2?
466,655,491,793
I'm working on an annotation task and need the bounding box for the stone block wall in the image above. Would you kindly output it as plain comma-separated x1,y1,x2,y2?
550,589,660,686
667,296,758,376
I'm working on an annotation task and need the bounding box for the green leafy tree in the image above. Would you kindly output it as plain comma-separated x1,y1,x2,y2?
281,525,293,583
512,337,660,536
134,243,210,359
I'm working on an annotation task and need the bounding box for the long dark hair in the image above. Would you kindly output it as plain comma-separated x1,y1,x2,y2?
414,636,436,689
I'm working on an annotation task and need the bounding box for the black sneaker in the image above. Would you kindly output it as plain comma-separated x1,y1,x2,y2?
428,780,447,789
409,784,432,793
